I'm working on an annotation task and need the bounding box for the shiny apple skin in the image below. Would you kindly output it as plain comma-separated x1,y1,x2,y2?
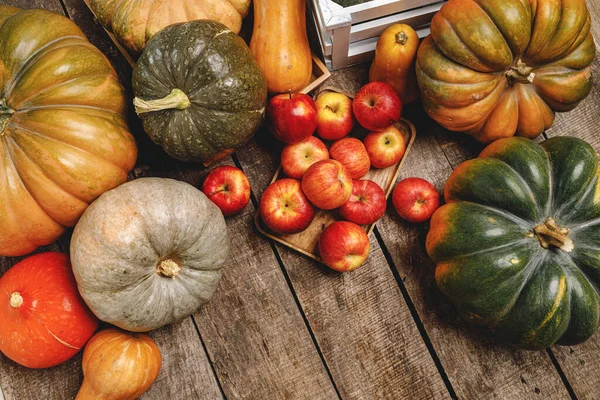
267,93,318,144
318,221,370,272
260,179,315,234
339,180,386,225
329,138,371,179
202,166,251,216
352,82,402,131
364,125,407,168
281,136,329,179
301,160,353,210
315,92,355,140
392,178,440,223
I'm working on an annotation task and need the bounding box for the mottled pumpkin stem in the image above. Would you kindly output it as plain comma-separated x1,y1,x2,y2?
0,99,14,136
133,88,191,115
533,218,574,252
10,292,23,308
156,259,181,278
506,59,535,85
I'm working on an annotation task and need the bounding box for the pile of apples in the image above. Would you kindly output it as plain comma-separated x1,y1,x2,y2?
257,81,440,272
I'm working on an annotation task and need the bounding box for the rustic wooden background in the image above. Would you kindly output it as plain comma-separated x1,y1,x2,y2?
1,0,599,399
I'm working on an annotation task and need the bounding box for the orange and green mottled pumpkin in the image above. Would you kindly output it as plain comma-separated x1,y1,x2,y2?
0,7,137,256
427,136,600,349
416,0,596,142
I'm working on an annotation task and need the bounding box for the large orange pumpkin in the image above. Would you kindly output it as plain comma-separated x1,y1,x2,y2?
0,7,137,256
416,0,596,142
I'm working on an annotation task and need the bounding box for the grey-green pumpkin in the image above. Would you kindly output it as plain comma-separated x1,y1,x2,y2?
132,20,267,164
70,178,230,332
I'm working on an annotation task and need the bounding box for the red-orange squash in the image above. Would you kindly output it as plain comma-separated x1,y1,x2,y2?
0,7,137,256
416,0,596,142
0,252,99,368
250,0,312,93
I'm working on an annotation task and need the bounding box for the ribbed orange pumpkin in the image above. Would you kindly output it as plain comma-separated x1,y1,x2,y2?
76,329,162,400
416,0,596,142
0,7,137,256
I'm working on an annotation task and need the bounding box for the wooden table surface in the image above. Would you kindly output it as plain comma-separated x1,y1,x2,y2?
1,0,600,399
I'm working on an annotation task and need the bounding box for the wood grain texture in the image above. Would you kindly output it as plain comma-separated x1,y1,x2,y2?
330,65,572,399
236,100,451,398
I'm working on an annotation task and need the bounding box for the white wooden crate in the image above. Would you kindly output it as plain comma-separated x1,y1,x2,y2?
310,0,444,70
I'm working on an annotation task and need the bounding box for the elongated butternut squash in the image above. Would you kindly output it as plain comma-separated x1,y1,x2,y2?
250,0,312,93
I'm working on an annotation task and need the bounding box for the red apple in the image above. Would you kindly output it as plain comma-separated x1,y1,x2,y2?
315,92,355,140
318,221,370,272
260,179,315,234
339,180,386,225
267,93,317,144
281,136,329,179
392,178,440,223
202,166,251,216
329,138,371,179
364,125,407,168
352,82,402,131
301,160,353,210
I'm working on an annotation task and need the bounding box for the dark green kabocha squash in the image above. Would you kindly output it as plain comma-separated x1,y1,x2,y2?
427,136,600,350
132,20,267,164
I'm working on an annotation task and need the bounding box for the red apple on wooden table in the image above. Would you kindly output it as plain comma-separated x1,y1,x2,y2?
202,166,251,216
267,93,317,144
260,178,315,234
352,82,402,131
318,221,370,272
329,138,371,179
339,180,386,225
315,91,355,140
301,160,353,210
281,136,329,179
364,125,407,168
392,178,440,223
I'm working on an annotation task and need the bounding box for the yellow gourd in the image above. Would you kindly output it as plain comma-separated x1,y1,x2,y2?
369,24,420,104
250,0,312,93
76,329,162,400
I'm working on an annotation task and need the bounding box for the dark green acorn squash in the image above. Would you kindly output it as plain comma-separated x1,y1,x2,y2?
132,20,267,164
427,136,600,349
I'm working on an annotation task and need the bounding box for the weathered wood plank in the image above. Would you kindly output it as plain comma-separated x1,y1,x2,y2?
325,65,572,399
235,73,451,398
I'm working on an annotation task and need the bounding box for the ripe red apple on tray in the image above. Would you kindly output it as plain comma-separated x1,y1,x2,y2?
281,136,329,179
339,180,386,225
364,125,407,168
392,178,440,223
267,93,317,144
315,91,355,140
302,159,353,210
329,138,370,179
353,82,402,131
202,166,251,216
318,221,370,272
260,178,315,234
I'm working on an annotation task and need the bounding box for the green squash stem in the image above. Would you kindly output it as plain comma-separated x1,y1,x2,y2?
133,88,191,115
10,292,23,308
533,218,574,252
156,259,181,278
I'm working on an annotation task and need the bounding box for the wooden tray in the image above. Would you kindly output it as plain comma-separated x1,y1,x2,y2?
255,87,417,262
83,0,331,93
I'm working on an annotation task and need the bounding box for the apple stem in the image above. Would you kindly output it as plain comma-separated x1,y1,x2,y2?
288,90,292,100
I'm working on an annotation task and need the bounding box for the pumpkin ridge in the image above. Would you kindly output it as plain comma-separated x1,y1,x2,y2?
9,120,130,174
437,14,491,72
469,0,516,58
14,73,113,110
2,35,91,98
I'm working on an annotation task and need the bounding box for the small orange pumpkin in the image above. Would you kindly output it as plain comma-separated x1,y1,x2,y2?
76,329,162,400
